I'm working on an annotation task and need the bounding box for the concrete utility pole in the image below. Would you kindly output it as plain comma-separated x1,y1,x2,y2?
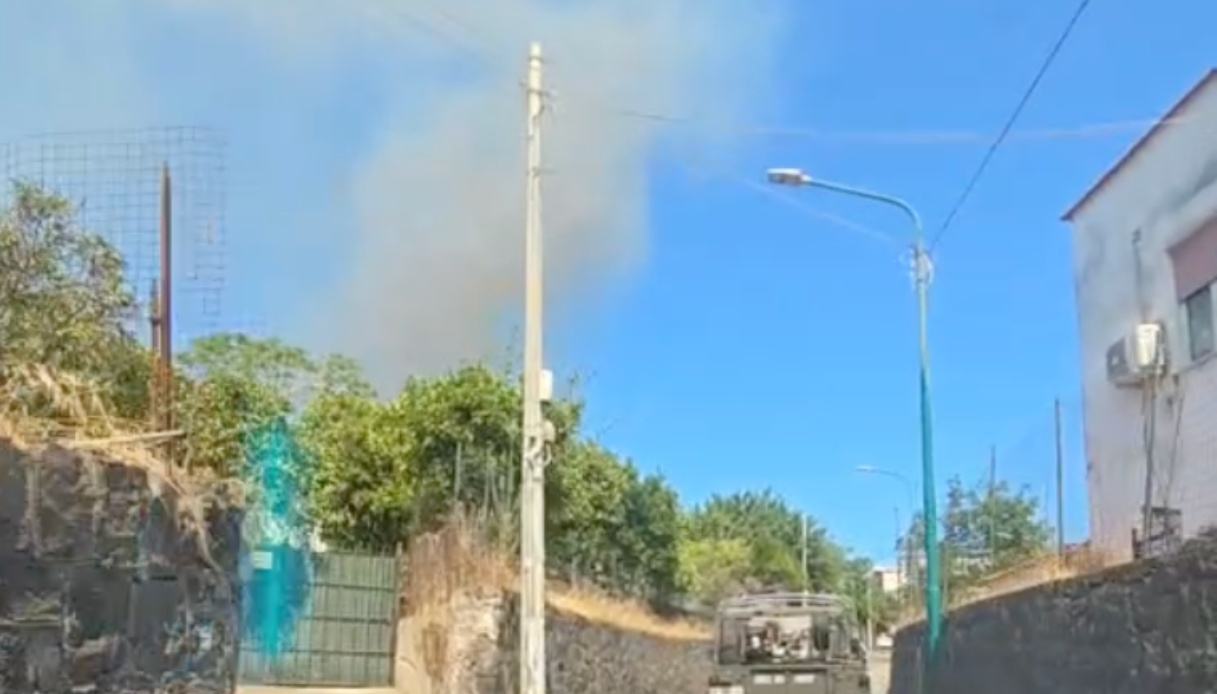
1054,398,1065,561
892,505,902,590
800,514,809,592
864,574,874,650
520,40,549,694
988,445,997,563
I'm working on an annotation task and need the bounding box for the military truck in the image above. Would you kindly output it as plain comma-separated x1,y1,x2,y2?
708,592,870,694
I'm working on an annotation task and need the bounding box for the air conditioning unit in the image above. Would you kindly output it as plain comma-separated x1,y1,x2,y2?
1105,323,1165,386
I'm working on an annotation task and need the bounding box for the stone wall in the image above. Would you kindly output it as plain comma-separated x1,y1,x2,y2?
397,592,712,694
0,439,242,693
890,536,1217,694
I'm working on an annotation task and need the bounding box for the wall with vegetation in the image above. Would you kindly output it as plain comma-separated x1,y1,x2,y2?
890,535,1217,694
398,592,711,694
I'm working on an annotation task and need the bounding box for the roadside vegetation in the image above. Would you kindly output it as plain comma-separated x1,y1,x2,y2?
0,182,1055,636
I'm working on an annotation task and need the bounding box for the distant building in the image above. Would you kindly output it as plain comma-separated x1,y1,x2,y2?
310,527,329,553
871,566,904,594
1063,69,1217,561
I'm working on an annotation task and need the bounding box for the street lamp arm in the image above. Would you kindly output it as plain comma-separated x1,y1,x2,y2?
805,178,924,243
855,465,915,511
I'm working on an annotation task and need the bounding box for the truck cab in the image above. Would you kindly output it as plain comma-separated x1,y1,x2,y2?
708,592,870,694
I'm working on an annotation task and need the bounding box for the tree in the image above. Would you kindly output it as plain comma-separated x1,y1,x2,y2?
617,472,683,601
682,490,848,600
298,390,411,551
547,440,638,583
299,361,682,598
175,334,310,474
174,333,378,476
947,476,1051,576
176,370,291,475
899,475,1051,602
296,360,687,601
676,537,753,606
0,182,147,418
391,364,526,534
179,333,317,400
175,333,385,541
315,353,376,399
302,364,543,550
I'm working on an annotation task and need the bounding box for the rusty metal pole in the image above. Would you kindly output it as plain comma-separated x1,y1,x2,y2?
148,280,161,432
158,163,175,464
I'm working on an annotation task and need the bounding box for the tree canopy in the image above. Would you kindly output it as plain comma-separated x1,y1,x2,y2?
899,474,1052,603
0,181,1047,616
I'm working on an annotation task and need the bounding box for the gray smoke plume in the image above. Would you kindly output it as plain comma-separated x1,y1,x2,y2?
1,0,784,392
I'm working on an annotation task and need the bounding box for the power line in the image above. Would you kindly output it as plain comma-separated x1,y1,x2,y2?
599,105,1183,146
370,2,1169,152
672,153,902,250
929,0,1095,251
567,97,1190,146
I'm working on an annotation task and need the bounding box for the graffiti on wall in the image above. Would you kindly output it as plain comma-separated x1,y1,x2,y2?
240,417,314,657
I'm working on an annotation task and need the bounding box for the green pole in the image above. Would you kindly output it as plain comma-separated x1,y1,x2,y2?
766,171,943,672
805,178,943,665
912,235,943,668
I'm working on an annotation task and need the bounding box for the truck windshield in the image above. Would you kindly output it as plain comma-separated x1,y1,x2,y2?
716,614,838,665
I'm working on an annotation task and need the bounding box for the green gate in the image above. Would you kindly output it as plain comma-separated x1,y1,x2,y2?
239,550,401,687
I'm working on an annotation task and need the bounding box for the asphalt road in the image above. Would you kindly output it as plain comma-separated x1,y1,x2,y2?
235,652,896,694
232,681,394,686
869,648,892,694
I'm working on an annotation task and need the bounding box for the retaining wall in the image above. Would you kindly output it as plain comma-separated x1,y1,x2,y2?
890,536,1217,694
0,439,242,693
396,592,712,694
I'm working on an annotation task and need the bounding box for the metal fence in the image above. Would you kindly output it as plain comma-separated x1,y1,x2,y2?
238,550,402,687
0,126,228,342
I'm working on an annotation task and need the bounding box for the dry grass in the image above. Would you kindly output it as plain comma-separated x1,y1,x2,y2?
404,513,711,642
895,545,1123,627
950,545,1117,608
0,361,242,572
546,588,710,641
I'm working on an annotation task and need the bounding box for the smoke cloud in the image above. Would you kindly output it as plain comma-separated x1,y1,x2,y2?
1,0,785,391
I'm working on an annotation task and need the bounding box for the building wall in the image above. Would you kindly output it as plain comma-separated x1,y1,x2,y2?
872,567,903,594
1068,80,1217,561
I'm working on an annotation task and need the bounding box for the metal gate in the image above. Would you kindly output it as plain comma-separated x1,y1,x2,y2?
238,550,401,687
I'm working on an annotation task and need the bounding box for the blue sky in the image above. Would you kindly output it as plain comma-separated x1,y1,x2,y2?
560,0,1215,562
2,1,1215,564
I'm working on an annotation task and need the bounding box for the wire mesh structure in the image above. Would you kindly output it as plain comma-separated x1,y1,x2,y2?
0,126,227,342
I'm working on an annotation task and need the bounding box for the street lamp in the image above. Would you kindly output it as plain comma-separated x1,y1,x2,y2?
855,465,920,613
855,465,915,506
856,466,914,560
770,167,943,663
767,168,813,186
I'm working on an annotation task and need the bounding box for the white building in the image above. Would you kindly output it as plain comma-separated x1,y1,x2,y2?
1065,69,1217,561
871,566,904,594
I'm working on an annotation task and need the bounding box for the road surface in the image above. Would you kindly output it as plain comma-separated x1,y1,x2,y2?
232,681,394,686
869,648,892,694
